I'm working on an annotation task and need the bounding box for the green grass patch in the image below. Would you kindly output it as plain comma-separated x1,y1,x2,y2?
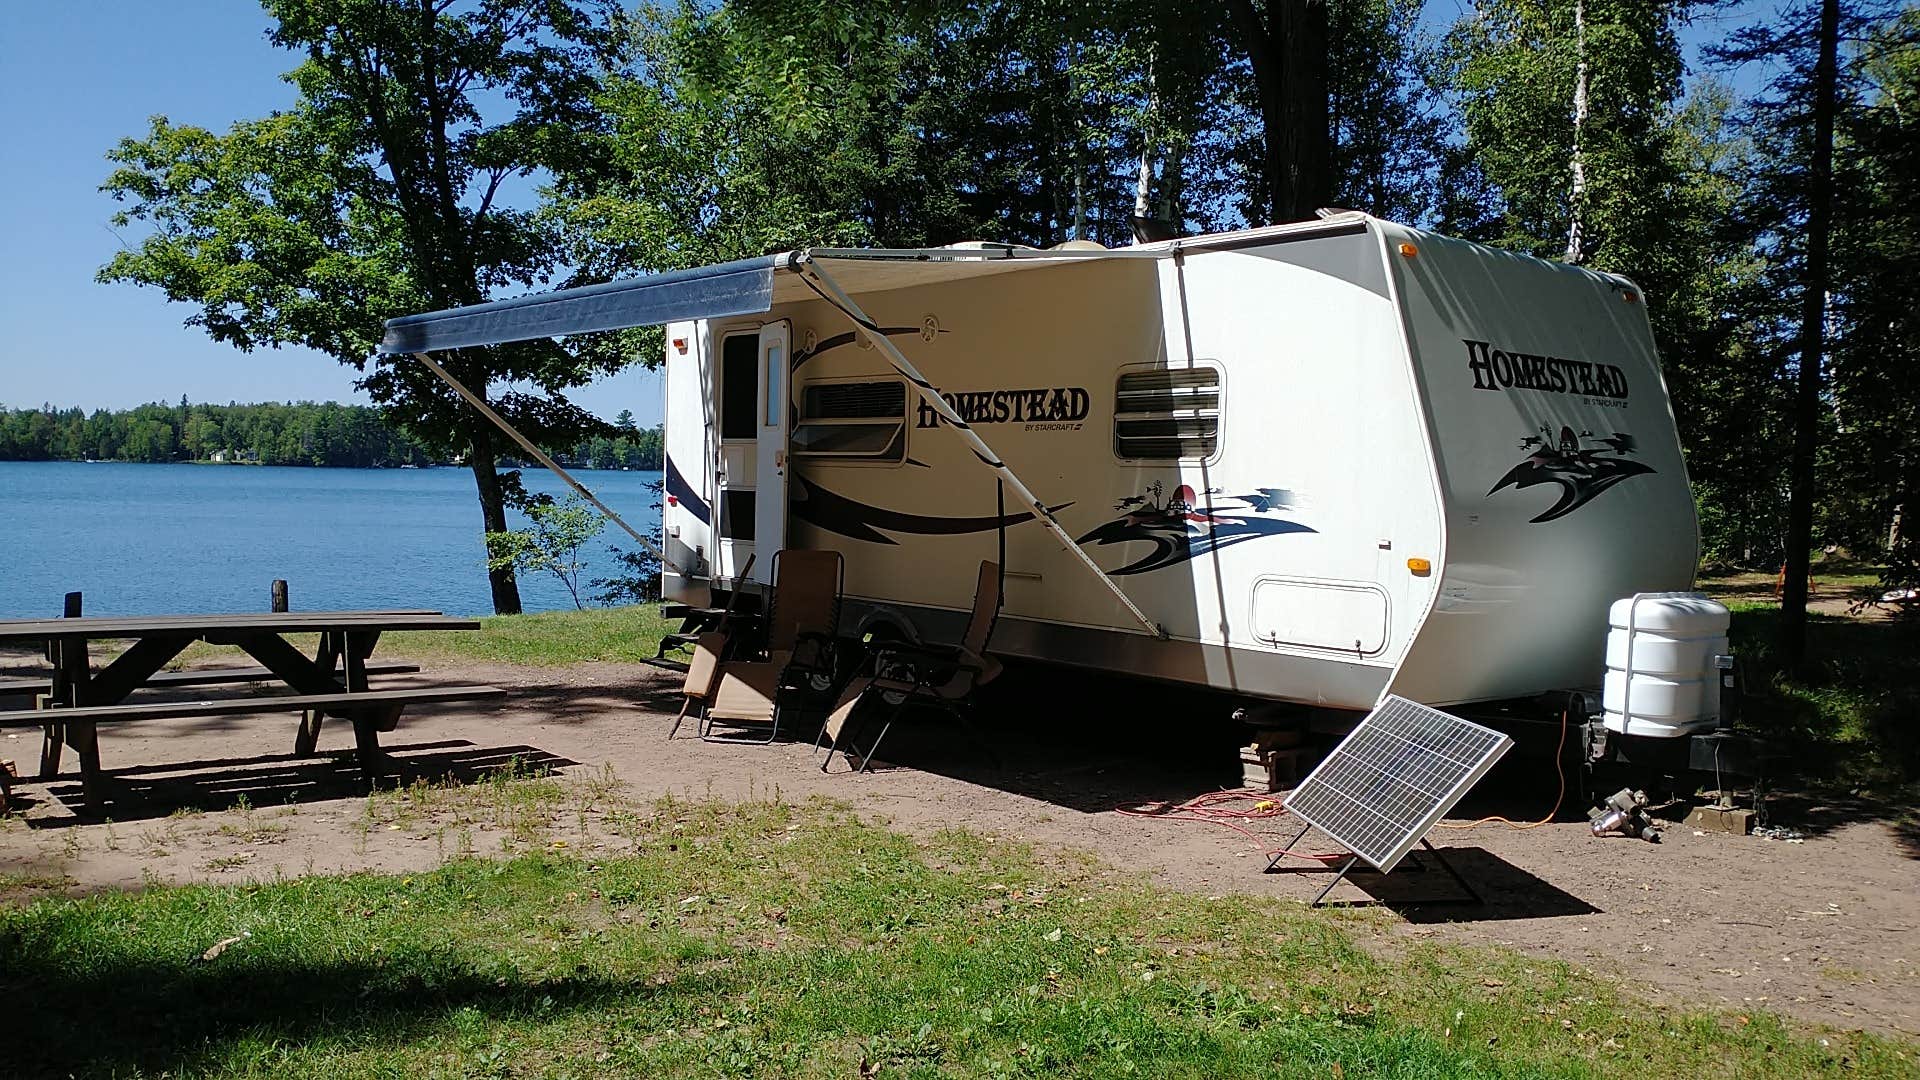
141,604,678,672
1,798,1908,1078
1723,604,1920,790
379,604,677,667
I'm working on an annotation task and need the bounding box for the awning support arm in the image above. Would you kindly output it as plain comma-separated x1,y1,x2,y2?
408,352,668,563
793,254,1167,639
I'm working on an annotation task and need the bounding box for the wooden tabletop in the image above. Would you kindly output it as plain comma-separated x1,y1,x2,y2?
0,610,482,642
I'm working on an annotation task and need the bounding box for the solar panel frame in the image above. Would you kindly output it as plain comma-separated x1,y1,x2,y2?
1282,696,1513,873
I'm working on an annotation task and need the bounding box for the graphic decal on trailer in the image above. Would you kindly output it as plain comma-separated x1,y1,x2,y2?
1076,482,1315,576
791,475,1070,545
1488,425,1654,523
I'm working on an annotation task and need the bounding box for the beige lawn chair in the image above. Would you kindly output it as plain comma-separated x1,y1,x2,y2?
700,548,844,744
818,560,1003,772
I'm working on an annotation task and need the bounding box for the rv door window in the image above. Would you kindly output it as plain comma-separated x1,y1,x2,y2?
791,380,907,462
720,334,759,441
1115,366,1221,460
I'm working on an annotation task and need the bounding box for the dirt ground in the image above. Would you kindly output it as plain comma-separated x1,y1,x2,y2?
2,656,1916,1041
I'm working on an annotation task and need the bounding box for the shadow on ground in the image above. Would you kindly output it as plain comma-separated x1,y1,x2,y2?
22,740,579,825
1268,845,1602,921
0,948,732,1079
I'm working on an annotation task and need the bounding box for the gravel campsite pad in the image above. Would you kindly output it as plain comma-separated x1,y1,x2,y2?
1,656,1915,1042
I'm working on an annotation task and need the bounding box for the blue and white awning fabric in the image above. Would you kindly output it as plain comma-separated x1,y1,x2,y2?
378,216,1370,355
375,246,1171,355
379,254,787,355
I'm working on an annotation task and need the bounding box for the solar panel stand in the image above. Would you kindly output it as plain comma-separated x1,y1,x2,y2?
1267,695,1510,907
1267,834,1482,907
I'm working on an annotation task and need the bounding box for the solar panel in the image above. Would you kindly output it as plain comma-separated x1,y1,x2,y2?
1283,695,1513,873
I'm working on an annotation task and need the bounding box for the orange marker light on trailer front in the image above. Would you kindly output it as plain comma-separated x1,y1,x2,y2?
1407,557,1432,575
1398,242,1418,258
672,337,689,353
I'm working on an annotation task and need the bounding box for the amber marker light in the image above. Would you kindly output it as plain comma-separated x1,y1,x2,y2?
1407,557,1432,575
672,337,689,353
1398,242,1418,258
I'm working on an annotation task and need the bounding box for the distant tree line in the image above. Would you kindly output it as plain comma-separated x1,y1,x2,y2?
0,399,660,471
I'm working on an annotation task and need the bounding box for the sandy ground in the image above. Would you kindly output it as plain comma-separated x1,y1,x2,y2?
2,656,1916,1041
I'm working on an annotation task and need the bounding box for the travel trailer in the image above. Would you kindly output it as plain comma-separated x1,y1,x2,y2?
384,212,1726,761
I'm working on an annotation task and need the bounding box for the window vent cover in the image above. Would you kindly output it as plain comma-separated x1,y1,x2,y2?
1115,367,1220,460
805,381,906,419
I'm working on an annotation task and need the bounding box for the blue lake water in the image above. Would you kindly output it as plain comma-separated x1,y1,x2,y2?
0,462,663,618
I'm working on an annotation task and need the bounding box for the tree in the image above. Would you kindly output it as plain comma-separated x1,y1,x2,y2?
98,0,621,615
1711,0,1885,662
1443,0,1693,266
1227,1,1332,222
1830,9,1920,596
486,493,606,609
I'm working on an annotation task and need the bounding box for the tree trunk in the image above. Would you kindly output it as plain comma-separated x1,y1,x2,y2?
1229,0,1332,224
466,420,523,616
1564,0,1590,263
1779,0,1841,668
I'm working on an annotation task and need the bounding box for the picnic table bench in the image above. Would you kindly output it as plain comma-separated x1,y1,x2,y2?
0,610,504,810
0,660,420,698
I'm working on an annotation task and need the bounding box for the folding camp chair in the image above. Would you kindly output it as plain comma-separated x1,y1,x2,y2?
666,633,726,739
818,560,1002,772
701,548,844,744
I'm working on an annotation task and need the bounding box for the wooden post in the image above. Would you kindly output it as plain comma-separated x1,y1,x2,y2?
271,579,289,613
48,592,81,665
39,592,83,775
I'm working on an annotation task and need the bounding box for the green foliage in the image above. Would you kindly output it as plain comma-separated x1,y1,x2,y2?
97,0,628,614
0,400,435,467
589,545,663,605
1722,601,1920,789
0,400,662,470
2,798,1908,1077
1444,0,1691,263
485,494,606,610
551,0,1449,272
1824,8,1920,588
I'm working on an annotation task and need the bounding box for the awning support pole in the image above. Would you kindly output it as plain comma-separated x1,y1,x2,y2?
793,255,1166,639
408,352,668,563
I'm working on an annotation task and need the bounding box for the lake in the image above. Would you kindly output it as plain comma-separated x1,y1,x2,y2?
0,461,663,618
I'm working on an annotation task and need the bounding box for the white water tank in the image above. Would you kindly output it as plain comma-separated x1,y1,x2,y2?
1602,593,1730,738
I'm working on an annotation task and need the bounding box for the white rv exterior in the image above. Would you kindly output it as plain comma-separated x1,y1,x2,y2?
656,215,1697,711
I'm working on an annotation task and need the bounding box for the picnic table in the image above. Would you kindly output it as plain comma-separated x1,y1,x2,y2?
0,610,504,809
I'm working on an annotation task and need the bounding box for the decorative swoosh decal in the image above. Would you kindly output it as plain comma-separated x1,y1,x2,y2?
791,475,1069,545
1489,425,1654,523
1076,483,1315,575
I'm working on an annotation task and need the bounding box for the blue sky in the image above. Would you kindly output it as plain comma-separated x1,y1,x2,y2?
0,2,1767,426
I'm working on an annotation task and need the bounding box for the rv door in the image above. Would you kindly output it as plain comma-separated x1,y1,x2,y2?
754,321,791,567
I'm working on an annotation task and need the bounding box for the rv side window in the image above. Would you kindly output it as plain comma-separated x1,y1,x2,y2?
791,380,907,463
1114,366,1221,461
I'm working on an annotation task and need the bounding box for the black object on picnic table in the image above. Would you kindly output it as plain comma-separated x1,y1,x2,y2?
0,610,504,812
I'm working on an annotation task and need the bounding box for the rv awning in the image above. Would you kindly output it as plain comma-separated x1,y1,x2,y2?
377,246,1159,355
377,215,1373,355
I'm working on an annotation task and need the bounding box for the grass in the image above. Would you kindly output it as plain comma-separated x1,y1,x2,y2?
1718,603,1920,791
126,603,679,672
1,796,1911,1079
